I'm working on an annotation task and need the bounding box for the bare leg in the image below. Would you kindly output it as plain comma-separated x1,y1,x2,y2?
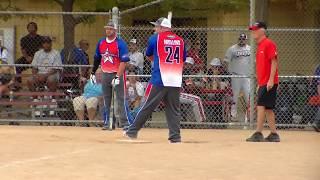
256,106,266,132
87,108,96,120
266,109,277,133
75,110,85,121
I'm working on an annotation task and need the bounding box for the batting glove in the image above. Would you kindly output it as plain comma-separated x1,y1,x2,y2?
90,73,97,84
111,75,120,87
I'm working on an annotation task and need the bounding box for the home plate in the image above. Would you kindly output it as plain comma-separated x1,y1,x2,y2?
116,139,152,144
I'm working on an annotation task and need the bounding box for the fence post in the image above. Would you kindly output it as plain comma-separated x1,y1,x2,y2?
249,0,256,129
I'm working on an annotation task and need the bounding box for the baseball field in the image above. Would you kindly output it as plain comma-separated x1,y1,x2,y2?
0,126,319,180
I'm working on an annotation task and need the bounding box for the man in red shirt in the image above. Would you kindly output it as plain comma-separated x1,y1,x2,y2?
247,22,280,142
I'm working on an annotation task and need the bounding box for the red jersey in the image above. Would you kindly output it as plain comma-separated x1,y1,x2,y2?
256,38,279,86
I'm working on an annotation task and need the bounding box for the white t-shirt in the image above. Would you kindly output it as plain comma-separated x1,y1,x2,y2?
0,47,8,63
32,49,63,74
126,81,144,102
129,51,144,70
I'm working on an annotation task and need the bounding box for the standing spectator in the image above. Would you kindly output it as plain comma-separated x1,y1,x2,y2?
125,15,187,143
126,71,144,110
90,20,131,130
187,39,205,74
16,22,43,84
311,64,320,132
27,36,62,100
128,39,144,74
224,33,251,118
0,40,8,63
246,22,280,142
73,68,103,121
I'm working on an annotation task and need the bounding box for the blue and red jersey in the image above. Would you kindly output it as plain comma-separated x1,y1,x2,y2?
94,37,129,73
146,31,187,87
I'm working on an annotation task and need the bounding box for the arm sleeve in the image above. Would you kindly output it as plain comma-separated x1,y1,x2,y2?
224,47,233,63
53,51,63,70
267,42,278,61
118,39,130,62
92,40,102,74
2,48,8,60
145,35,156,57
31,51,39,66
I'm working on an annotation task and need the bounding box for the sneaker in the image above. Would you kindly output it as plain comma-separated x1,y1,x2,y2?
123,132,137,139
169,139,182,144
246,132,264,142
312,122,320,132
265,133,281,142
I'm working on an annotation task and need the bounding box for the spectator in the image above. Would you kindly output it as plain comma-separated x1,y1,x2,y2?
224,33,251,118
180,57,206,122
0,40,8,63
0,65,14,98
128,39,144,74
311,64,320,132
187,39,205,74
60,40,89,89
16,22,43,84
78,39,90,78
205,58,230,90
73,68,103,121
27,36,62,100
126,71,144,110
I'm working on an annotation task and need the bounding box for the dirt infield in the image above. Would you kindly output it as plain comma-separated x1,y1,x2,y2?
0,126,319,180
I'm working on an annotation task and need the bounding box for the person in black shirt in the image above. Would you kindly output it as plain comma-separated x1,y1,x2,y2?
15,22,43,84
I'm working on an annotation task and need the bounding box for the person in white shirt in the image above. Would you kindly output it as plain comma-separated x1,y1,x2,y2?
224,33,251,118
27,36,62,97
128,39,144,74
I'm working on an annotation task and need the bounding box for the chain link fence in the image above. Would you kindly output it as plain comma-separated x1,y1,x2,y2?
0,0,319,130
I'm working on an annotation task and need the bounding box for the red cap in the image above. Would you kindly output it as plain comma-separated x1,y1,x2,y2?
249,21,267,31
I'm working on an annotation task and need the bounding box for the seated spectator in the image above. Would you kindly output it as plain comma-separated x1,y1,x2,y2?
126,71,144,110
27,36,62,100
128,39,144,74
0,64,14,98
205,58,230,90
60,40,89,89
16,22,43,85
180,57,206,122
73,68,103,121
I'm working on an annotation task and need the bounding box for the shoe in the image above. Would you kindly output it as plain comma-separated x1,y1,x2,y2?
265,133,281,142
312,122,320,132
123,132,137,139
169,139,182,144
246,132,264,142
